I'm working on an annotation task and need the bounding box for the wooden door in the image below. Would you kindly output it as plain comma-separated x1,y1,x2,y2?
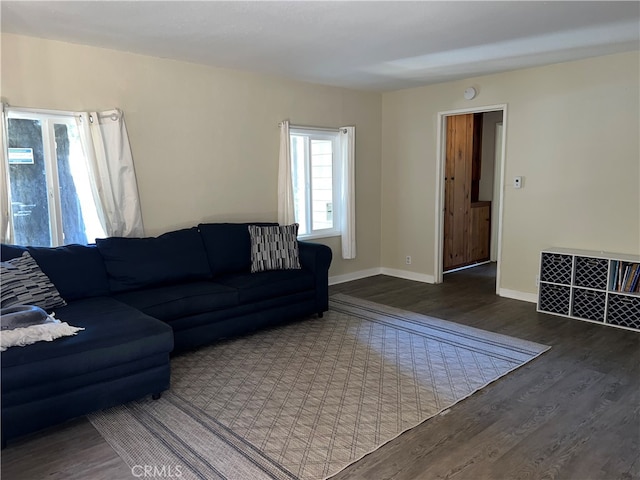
443,114,473,270
444,113,487,271
470,202,491,262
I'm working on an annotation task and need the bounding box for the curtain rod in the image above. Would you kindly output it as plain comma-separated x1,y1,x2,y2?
4,104,120,120
4,105,77,117
279,122,347,134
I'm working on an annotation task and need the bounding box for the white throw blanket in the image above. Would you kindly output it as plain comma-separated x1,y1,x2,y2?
1,316,84,351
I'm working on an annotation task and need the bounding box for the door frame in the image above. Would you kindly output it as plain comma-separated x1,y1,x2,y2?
434,103,508,294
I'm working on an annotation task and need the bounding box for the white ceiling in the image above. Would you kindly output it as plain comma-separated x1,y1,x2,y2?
2,1,639,91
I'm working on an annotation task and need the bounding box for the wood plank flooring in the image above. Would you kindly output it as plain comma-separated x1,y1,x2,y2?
3,264,639,479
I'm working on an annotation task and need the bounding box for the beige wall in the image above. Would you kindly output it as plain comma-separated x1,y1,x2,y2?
382,51,640,297
3,33,638,297
0,33,382,278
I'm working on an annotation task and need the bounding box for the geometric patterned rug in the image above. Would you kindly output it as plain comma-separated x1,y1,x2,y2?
89,294,550,480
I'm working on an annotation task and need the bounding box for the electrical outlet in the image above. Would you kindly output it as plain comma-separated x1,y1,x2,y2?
406,256,412,265
535,275,539,287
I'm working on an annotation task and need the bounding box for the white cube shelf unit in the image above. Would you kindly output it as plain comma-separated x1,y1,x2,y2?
538,248,640,332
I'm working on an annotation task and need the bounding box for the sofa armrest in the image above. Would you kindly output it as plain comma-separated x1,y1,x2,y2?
298,241,332,314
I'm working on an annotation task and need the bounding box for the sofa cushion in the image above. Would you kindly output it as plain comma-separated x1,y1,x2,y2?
1,252,67,311
26,244,110,300
248,223,302,273
114,281,238,321
198,222,277,277
215,269,315,304
0,297,173,374
96,227,211,293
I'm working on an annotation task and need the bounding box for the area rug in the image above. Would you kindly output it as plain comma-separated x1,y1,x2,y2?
90,294,550,480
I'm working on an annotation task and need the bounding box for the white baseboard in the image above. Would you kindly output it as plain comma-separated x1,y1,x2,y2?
498,288,538,303
379,268,435,284
329,268,383,285
329,267,436,285
330,270,532,301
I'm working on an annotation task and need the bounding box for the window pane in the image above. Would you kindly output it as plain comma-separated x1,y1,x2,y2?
291,135,308,235
54,122,105,244
7,114,105,247
310,139,333,231
7,118,52,246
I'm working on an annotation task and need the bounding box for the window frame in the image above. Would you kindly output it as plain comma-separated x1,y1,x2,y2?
289,127,342,240
5,109,102,247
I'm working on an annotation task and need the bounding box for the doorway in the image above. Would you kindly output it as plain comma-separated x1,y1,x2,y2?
434,104,507,294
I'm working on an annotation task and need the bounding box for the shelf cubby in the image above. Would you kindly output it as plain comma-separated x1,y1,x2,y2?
538,248,640,332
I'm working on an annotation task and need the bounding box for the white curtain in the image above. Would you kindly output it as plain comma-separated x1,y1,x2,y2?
340,126,356,259
0,104,12,244
76,109,144,238
277,120,296,225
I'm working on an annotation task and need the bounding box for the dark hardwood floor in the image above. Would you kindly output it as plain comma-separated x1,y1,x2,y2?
3,264,639,479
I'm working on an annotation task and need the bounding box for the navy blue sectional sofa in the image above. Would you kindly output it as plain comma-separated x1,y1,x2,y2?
1,223,332,445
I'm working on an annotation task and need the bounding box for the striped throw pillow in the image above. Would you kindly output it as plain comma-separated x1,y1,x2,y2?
248,224,302,273
1,252,67,311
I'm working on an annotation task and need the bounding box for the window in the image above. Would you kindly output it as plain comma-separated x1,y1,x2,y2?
6,111,105,246
290,128,342,238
